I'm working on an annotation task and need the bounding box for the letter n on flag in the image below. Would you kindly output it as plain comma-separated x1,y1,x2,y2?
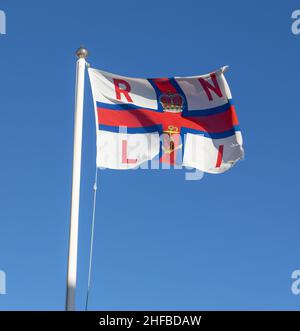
88,66,244,173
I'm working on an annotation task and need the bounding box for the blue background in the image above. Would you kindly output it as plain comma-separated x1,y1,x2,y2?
0,0,300,310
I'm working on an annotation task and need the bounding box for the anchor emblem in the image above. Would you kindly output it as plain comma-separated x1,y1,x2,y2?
162,125,182,154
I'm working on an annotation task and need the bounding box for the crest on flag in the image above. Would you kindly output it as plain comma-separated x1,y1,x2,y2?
160,91,184,113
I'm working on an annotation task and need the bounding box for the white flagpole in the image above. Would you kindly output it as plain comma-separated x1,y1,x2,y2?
66,47,89,311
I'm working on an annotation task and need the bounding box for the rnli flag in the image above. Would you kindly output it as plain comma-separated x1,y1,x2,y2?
88,66,244,173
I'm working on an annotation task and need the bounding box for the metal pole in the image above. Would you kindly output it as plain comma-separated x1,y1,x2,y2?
66,47,89,311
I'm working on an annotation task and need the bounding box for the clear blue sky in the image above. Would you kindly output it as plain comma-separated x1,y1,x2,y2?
0,0,300,310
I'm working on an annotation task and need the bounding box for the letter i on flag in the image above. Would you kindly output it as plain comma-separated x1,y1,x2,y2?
88,66,244,173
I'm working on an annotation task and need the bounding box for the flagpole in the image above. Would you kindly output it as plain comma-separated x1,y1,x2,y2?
65,47,89,311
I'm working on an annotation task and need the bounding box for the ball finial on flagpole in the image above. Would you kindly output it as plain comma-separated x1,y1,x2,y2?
76,47,89,59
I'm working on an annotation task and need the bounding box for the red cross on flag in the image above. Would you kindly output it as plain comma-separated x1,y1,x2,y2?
88,66,244,173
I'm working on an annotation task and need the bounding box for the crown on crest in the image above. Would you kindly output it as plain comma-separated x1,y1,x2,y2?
159,91,184,113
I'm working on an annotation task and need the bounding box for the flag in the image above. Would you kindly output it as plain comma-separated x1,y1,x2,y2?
88,66,244,173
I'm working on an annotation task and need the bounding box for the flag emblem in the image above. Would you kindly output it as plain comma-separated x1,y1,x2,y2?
160,91,184,113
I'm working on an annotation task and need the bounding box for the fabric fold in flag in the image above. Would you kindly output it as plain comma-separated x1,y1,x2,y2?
88,66,244,173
